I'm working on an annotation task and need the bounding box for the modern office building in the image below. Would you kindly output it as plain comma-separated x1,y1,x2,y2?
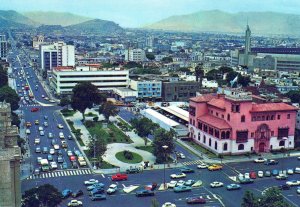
39,41,75,71
125,48,145,62
0,101,21,207
189,88,297,155
51,66,129,95
0,35,8,59
130,79,162,101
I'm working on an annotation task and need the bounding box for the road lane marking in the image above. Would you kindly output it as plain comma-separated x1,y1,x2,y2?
101,174,105,178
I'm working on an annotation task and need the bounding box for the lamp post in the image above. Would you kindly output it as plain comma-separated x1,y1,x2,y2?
162,145,168,190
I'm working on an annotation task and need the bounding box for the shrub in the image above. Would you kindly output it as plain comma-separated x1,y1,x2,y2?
93,116,99,122
123,150,133,160
85,120,95,128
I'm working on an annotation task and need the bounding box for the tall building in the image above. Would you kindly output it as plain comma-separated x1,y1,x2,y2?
39,41,75,71
245,24,251,55
189,88,297,155
32,35,44,50
125,48,145,62
0,101,21,207
0,34,8,59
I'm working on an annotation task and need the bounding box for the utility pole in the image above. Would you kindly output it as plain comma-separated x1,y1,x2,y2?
93,134,96,170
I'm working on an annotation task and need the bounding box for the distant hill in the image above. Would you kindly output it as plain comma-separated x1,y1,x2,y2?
0,10,36,29
37,25,65,34
23,11,92,27
66,19,124,34
145,10,300,36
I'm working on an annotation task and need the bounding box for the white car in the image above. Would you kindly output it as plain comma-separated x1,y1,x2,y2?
287,169,294,175
59,132,65,139
48,132,53,138
50,161,57,169
43,122,48,127
175,180,185,187
57,124,64,129
25,129,31,134
67,150,73,156
67,200,82,207
210,181,224,188
168,180,177,188
244,173,250,179
107,184,118,194
39,131,44,136
53,144,60,150
84,179,99,185
34,138,40,144
258,171,264,178
254,157,266,163
38,126,44,131
49,148,55,155
49,99,56,103
178,153,185,159
170,173,186,179
286,180,300,186
37,157,42,164
162,202,176,207
197,163,208,169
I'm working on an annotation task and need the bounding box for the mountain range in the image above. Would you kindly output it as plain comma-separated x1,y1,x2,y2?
145,10,300,36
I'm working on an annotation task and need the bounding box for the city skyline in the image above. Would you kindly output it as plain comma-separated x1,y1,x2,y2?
0,0,300,27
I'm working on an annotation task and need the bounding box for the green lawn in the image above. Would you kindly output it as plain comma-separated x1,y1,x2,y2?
85,112,98,117
117,118,133,130
115,151,143,164
181,140,218,158
61,109,76,117
66,120,85,146
85,122,133,144
135,145,154,154
83,150,118,169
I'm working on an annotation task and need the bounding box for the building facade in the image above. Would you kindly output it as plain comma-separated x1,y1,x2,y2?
162,81,200,102
0,102,21,207
32,35,44,50
0,35,8,59
188,88,297,155
125,48,145,62
130,79,162,100
51,66,129,95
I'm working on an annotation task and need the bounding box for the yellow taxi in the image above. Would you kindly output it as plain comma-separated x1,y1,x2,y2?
34,120,39,125
208,164,223,171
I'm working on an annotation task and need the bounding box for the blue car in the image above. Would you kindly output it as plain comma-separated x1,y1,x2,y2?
226,184,241,191
91,194,106,201
87,183,105,191
61,189,72,198
62,162,68,169
272,169,279,176
90,188,104,196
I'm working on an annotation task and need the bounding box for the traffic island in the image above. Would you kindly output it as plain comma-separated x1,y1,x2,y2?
115,150,143,164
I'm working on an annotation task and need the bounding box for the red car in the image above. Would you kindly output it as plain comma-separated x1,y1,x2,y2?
70,155,76,162
111,173,128,181
250,171,257,179
186,197,206,204
31,107,39,112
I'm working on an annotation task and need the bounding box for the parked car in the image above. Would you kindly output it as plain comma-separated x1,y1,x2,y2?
90,194,106,201
162,202,176,207
72,190,83,198
84,179,99,185
170,173,186,179
278,184,290,190
31,107,39,112
226,184,241,190
208,164,223,171
87,183,105,191
210,181,224,188
107,184,118,194
61,189,72,198
265,159,279,165
276,174,288,180
272,169,279,176
67,200,82,206
126,167,140,174
135,190,155,197
265,170,271,177
239,178,254,184
184,179,195,186
180,167,195,173
186,197,206,204
297,187,300,194
258,171,264,178
168,181,177,188
254,157,267,163
111,173,128,181
90,188,105,195
287,169,294,175
173,185,192,193
286,180,300,186
250,171,257,179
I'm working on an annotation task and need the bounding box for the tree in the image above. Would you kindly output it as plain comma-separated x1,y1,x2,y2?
42,70,47,80
59,97,70,107
153,128,175,163
195,63,204,87
17,136,26,155
242,190,258,207
0,66,8,88
161,56,173,63
22,184,62,207
219,66,233,74
0,86,20,110
146,53,155,61
71,82,106,121
11,111,20,127
178,67,191,74
98,101,118,122
286,90,300,103
238,74,251,87
225,71,239,86
88,135,107,162
130,117,158,138
205,69,219,80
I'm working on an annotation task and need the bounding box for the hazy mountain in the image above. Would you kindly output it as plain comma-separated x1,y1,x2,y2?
23,11,92,27
66,19,124,34
145,10,300,36
0,10,37,28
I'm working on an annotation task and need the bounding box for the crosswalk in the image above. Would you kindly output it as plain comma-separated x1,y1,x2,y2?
26,169,92,180
20,104,39,107
181,159,204,166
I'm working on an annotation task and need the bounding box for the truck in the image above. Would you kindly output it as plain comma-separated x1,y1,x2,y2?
78,156,87,167
41,159,49,172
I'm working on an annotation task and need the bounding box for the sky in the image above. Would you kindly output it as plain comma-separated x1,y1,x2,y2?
1,0,300,27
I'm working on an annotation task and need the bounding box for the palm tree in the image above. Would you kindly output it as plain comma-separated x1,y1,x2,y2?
195,63,204,88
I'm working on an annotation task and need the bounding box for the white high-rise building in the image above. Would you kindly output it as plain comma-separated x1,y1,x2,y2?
125,48,145,62
61,45,75,67
0,35,7,59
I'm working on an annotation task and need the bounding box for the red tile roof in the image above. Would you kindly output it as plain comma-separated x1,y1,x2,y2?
190,94,215,103
198,114,231,129
207,98,225,110
251,103,297,112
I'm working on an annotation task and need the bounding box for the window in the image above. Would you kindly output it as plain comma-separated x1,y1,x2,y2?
209,127,214,135
215,130,219,138
227,114,230,121
223,143,228,151
198,122,202,130
236,131,248,143
210,110,213,114
241,115,245,122
252,116,256,121
209,138,211,146
189,118,192,124
231,104,240,113
221,131,226,139
192,120,195,126
262,116,265,121
279,140,285,146
287,114,290,119
238,144,244,150
203,125,208,133
198,133,201,141
215,142,218,150
277,114,281,120
216,112,219,117
251,132,254,137
271,131,274,136
222,114,224,119
189,106,196,116
271,115,274,120
203,135,206,143
266,116,269,121
278,128,289,139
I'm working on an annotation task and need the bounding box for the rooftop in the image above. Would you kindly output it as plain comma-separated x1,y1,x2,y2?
251,102,297,112
207,98,226,110
190,94,215,103
160,105,189,122
198,114,231,129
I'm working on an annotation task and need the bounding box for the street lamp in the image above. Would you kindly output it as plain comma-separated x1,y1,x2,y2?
162,145,168,190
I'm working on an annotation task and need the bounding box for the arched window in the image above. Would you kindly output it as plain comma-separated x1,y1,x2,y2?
226,131,230,139
209,138,212,146
215,141,218,150
221,131,226,139
198,132,201,141
215,130,219,138
279,140,285,146
238,144,244,150
203,135,206,143
241,115,245,122
223,143,228,151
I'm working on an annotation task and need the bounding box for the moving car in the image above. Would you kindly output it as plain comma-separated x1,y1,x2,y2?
286,180,300,186
67,150,73,156
34,168,40,176
62,162,68,169
107,184,118,194
173,185,192,193
68,135,73,140
31,107,39,112
49,149,55,155
265,159,279,165
278,184,290,190
25,122,31,127
297,187,300,194
57,156,64,163
34,138,40,144
210,181,224,188
35,120,39,125
48,132,53,138
180,167,195,173
126,167,140,174
170,172,186,179
59,132,65,139
226,184,241,190
61,141,68,148
91,194,106,201
53,144,60,150
47,154,53,161
135,190,155,197
67,200,82,206
72,190,83,198
57,124,64,129
162,202,176,207
50,161,57,169
276,174,288,180
208,164,223,171
84,179,99,185
39,131,44,136
61,189,72,198
87,183,105,191
26,129,31,134
90,188,104,195
38,126,43,131
186,197,206,204
254,157,266,163
111,173,128,181
35,146,41,153
197,163,208,169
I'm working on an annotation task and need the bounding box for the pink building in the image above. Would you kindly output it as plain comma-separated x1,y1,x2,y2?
189,88,297,155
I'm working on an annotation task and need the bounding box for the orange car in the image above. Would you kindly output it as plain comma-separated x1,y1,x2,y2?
208,164,223,171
